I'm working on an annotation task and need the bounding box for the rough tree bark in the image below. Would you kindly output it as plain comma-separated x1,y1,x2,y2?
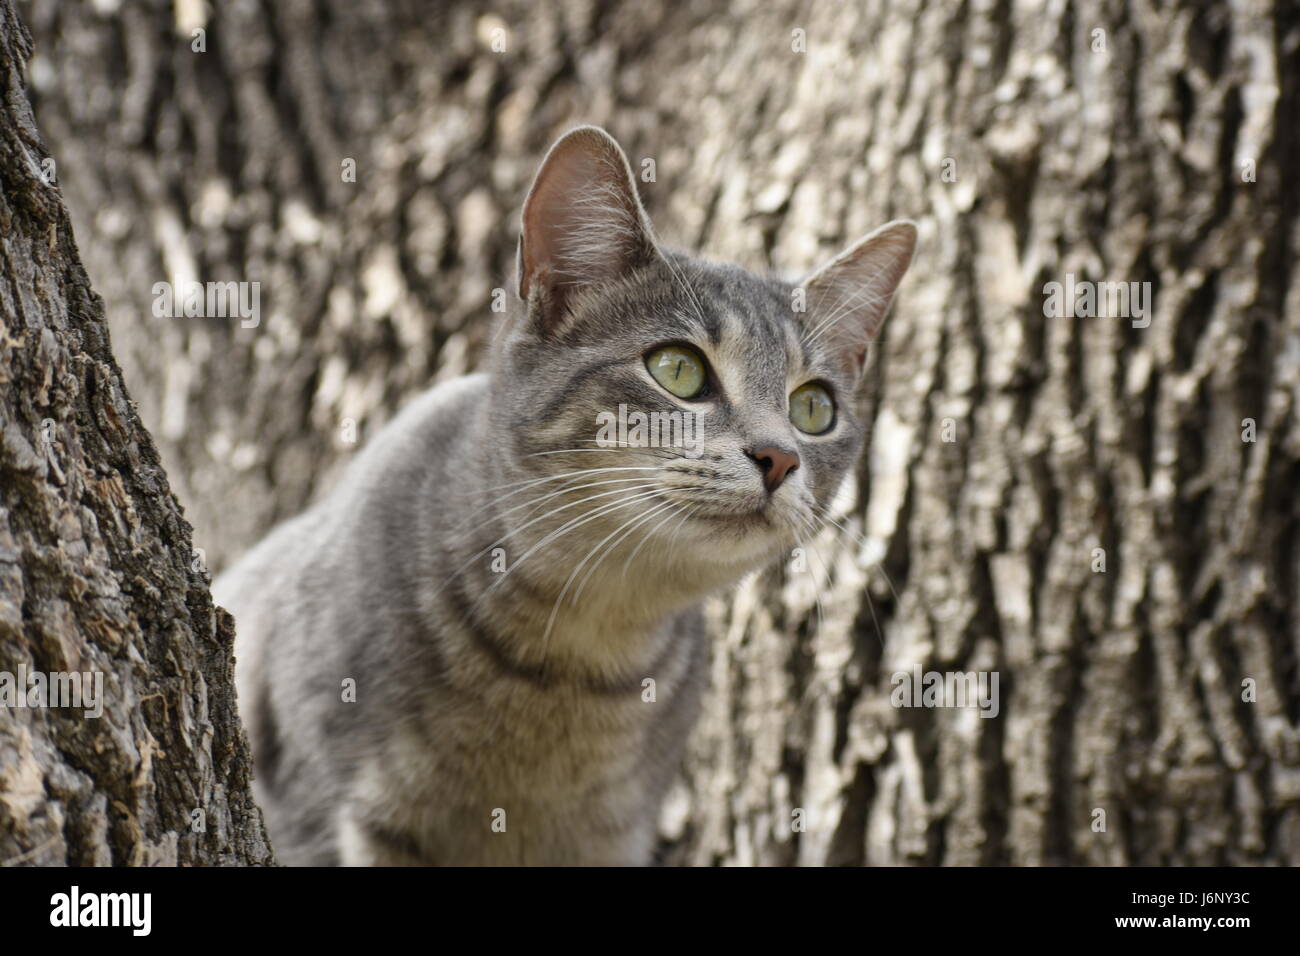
16,0,1300,864
0,0,271,865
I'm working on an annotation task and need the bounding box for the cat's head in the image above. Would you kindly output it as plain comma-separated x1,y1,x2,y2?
489,127,915,583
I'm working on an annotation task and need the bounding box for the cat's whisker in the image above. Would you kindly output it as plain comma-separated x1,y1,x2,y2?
527,446,675,460
556,439,689,462
478,464,662,496
452,468,663,533
536,495,673,661
790,511,828,636
471,496,659,622
553,438,671,446
494,471,662,512
665,503,701,551
479,487,666,606
795,509,857,642
620,501,691,580
455,482,663,588
802,511,843,638
434,481,665,604
366,478,660,634
810,505,905,649
539,495,670,655
470,464,662,508
570,499,677,606
859,569,887,651
486,475,666,532
217,122,920,865
489,482,663,558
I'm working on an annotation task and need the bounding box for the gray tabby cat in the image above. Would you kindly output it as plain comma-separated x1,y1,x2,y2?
214,126,916,865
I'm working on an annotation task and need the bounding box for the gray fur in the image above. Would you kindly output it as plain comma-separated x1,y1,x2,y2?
215,127,916,865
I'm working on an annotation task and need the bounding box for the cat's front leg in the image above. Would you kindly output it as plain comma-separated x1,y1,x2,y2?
337,805,439,866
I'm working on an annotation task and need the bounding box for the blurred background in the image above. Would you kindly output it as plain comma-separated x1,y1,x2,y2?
15,0,1299,863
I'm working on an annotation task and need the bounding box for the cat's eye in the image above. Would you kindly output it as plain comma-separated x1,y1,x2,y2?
789,382,835,435
646,345,707,399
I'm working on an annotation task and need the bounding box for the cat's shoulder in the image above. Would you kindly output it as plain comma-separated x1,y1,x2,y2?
367,372,488,453
399,371,489,425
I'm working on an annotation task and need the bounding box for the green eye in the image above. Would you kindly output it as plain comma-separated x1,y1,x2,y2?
789,382,835,434
646,345,707,399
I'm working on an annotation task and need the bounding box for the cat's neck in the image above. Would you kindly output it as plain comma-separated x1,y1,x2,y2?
421,438,722,685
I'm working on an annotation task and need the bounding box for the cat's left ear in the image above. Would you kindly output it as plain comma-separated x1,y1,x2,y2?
798,220,917,378
517,126,660,332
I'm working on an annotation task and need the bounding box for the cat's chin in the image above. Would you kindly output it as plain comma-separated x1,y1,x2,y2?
693,509,772,530
672,503,804,566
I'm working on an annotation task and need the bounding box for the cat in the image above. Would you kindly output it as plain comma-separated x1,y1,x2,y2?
213,126,916,865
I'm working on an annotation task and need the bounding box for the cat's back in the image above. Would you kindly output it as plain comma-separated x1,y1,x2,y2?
215,375,486,727
213,372,489,860
215,371,488,618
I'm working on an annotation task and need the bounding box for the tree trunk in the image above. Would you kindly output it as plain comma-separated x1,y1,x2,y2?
16,0,1300,865
0,0,271,866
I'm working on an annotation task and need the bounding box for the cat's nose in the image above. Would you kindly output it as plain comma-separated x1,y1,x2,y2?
747,445,800,493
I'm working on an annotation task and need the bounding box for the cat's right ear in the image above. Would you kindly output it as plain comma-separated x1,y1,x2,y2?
517,126,660,332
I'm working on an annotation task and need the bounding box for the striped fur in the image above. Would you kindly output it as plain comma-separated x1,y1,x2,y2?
215,127,915,865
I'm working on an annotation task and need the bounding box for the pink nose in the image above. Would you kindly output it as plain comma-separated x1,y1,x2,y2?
748,446,800,493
